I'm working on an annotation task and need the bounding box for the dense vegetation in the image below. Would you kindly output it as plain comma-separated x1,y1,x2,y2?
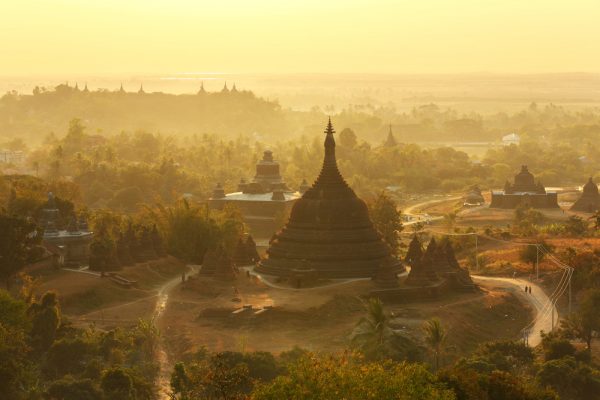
7,285,600,400
3,119,599,219
3,86,600,147
0,289,159,400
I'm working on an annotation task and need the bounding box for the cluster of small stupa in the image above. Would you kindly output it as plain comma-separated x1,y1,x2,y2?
404,236,474,289
199,235,260,281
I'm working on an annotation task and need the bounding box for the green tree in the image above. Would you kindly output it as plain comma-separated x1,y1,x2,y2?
564,288,600,352
444,212,457,232
423,318,447,371
44,337,93,377
0,212,40,289
537,356,600,400
101,367,133,400
513,204,544,236
251,354,455,400
28,291,61,352
540,331,576,361
369,191,403,256
519,244,546,274
0,290,31,399
170,353,251,400
351,297,392,358
564,215,588,236
47,377,102,400
589,210,600,230
339,127,358,149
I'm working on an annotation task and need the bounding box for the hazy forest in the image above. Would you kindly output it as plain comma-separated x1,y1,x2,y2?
4,0,600,398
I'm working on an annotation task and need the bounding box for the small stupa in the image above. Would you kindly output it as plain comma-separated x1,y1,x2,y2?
571,177,600,213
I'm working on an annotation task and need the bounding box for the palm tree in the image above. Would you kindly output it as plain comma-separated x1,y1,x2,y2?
423,318,447,370
351,298,392,358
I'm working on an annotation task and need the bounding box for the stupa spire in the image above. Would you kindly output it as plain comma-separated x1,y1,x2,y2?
384,124,397,147
311,117,349,192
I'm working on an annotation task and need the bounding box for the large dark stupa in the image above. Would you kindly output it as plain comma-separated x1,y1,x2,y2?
256,119,402,279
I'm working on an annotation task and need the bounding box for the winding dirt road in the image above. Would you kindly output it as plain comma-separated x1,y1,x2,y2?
473,275,556,347
402,196,461,226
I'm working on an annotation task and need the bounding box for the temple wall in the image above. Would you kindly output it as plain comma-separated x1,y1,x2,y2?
489,193,559,209
43,235,93,264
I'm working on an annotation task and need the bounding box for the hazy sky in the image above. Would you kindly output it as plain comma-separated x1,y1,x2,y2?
1,0,598,75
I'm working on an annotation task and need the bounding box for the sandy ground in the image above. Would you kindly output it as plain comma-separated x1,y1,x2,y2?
33,257,186,328
159,273,531,362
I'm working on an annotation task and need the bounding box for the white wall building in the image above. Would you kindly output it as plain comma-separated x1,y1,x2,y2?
502,133,520,146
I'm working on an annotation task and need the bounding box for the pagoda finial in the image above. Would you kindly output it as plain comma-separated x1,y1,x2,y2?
199,81,205,93
385,123,397,147
324,117,336,153
222,81,229,92
138,84,145,94
325,116,335,135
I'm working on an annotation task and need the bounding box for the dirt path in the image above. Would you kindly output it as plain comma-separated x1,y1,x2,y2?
154,265,199,400
403,196,461,226
473,275,556,347
247,268,409,291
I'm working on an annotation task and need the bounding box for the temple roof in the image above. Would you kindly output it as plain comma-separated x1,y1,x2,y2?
571,177,600,212
515,165,534,185
583,177,599,195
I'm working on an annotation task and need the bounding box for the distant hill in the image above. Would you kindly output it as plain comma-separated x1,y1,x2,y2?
0,84,323,144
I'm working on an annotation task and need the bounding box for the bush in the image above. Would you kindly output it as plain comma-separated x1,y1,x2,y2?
47,376,102,400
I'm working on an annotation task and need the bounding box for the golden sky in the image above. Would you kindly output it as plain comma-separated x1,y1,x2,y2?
1,0,598,75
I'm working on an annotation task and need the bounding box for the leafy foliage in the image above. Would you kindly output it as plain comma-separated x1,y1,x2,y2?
368,191,403,256
251,353,455,400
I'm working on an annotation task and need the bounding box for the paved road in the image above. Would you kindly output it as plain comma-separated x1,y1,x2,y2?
473,275,556,347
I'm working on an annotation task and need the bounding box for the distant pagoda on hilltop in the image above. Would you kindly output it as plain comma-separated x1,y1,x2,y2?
256,118,402,279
